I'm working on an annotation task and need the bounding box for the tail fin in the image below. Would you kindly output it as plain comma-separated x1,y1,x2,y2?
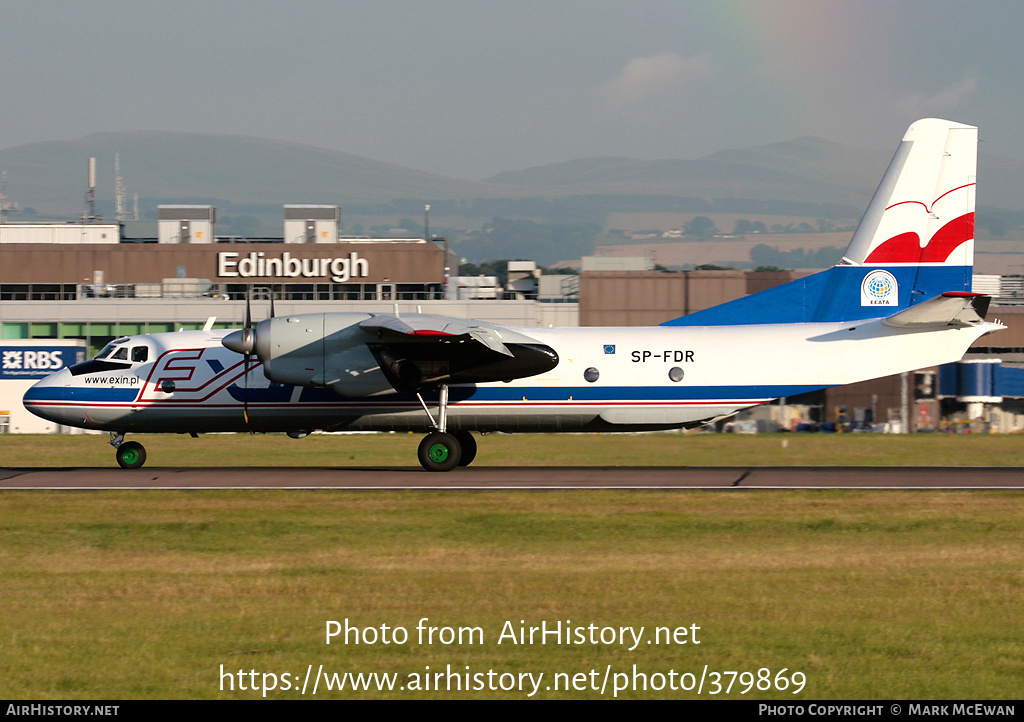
664,118,978,327
843,118,976,269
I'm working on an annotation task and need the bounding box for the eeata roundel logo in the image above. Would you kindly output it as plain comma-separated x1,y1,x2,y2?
861,270,898,306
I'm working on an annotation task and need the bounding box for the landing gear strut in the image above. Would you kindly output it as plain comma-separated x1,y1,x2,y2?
414,384,476,471
110,432,147,469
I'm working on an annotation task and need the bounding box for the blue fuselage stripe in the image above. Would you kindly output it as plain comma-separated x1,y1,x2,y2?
25,383,824,406
23,387,139,403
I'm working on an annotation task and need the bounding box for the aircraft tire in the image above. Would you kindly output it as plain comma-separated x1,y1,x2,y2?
418,431,461,472
116,441,147,469
453,430,477,467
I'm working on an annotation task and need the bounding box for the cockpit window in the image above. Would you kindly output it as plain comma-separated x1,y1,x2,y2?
110,347,128,360
131,346,149,363
95,343,116,360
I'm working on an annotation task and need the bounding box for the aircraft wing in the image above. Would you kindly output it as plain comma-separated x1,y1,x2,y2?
358,314,557,391
881,292,993,329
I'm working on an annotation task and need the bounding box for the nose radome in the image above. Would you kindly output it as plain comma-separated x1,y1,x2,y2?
22,368,72,423
24,367,70,395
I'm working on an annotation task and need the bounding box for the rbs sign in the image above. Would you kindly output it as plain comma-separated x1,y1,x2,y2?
1,346,83,379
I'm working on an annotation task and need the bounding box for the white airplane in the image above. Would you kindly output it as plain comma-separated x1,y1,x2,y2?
24,118,1001,471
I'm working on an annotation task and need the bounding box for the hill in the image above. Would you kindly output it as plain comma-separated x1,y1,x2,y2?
0,131,527,216
486,138,1024,213
485,137,890,208
2,130,1023,224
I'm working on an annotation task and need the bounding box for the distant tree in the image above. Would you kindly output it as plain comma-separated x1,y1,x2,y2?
753,265,788,272
459,260,510,278
750,243,843,269
684,216,718,240
694,263,733,270
461,219,600,266
733,219,755,235
398,218,422,234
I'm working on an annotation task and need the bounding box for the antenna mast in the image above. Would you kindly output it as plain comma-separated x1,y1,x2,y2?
0,172,16,224
115,153,126,224
82,157,99,223
114,153,139,223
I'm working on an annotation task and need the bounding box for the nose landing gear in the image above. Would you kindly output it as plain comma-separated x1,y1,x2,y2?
414,385,478,472
110,432,147,469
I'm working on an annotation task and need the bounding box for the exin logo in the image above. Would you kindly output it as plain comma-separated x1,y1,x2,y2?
861,270,899,307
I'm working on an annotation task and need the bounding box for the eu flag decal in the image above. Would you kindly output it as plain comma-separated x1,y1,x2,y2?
603,345,616,354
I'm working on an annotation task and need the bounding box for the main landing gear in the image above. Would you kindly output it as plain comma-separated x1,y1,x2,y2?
110,432,147,469
414,385,477,472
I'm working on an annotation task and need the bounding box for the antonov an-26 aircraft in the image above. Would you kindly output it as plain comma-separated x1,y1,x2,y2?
25,119,1002,471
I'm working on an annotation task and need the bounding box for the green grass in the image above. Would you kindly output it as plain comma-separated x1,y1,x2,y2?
2,490,1023,699
3,431,1024,468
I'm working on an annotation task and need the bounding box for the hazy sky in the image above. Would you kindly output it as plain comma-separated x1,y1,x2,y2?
3,0,1023,179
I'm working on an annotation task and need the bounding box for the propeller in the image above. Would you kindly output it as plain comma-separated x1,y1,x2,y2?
242,286,252,424
221,285,278,425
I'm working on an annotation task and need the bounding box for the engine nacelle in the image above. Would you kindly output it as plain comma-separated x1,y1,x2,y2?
240,312,393,397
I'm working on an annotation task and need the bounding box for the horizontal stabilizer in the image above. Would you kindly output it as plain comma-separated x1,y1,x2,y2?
881,292,991,329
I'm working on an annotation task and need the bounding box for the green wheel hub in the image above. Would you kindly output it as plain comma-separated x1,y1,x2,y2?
428,443,449,463
115,440,147,469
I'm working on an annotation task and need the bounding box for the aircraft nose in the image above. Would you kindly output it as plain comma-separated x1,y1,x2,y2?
25,366,70,393
22,368,72,422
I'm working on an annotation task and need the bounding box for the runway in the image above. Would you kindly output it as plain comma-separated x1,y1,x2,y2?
0,466,1022,489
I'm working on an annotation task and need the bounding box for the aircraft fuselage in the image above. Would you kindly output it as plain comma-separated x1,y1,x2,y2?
24,317,990,436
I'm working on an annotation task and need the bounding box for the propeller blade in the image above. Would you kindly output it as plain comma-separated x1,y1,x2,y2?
244,285,252,330
244,285,250,424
